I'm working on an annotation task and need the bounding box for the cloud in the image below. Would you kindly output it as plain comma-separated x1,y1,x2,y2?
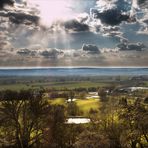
0,2,90,33
0,9,39,26
17,48,37,56
0,0,40,28
17,48,64,58
39,49,63,58
95,0,132,12
139,0,148,9
0,44,148,67
16,44,102,59
117,42,146,51
0,0,147,67
89,0,139,26
0,0,14,9
8,11,39,25
91,8,130,26
63,19,89,32
82,44,100,54
0,41,12,51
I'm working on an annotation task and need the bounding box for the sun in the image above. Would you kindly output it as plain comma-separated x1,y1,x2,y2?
27,0,73,26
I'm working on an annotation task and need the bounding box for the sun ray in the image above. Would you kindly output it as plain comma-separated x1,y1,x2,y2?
26,0,73,26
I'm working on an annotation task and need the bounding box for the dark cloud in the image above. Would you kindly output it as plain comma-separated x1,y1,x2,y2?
139,0,148,8
17,48,37,56
9,11,39,25
142,17,148,25
90,0,138,26
94,9,130,25
90,8,130,26
40,49,63,58
63,19,89,32
16,47,65,58
117,42,146,51
15,0,23,3
0,0,14,9
139,0,147,4
0,0,39,27
82,44,100,54
0,11,39,25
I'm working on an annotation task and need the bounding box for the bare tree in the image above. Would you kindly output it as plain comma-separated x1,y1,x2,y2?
0,90,50,148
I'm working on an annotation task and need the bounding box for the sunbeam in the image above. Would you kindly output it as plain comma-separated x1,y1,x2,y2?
26,0,74,26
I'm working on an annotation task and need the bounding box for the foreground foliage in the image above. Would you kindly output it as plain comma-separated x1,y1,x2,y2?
0,89,147,148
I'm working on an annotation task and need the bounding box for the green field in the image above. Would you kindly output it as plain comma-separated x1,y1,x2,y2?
49,98,66,106
0,81,108,91
76,99,100,115
0,75,147,91
48,98,100,116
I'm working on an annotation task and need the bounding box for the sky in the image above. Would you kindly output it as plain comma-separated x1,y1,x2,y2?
0,0,148,67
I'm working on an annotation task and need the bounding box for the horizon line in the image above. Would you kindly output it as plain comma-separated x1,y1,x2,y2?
0,66,148,69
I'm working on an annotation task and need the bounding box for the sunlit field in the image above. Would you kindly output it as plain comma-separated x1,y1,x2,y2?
48,98,100,116
76,99,100,115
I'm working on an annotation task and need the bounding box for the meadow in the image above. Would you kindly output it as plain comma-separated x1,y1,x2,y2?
48,98,100,116
0,75,147,91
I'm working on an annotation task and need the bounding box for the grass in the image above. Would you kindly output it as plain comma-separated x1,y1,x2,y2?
76,98,100,115
33,81,107,90
47,98,100,115
0,84,32,91
0,81,108,91
49,98,66,106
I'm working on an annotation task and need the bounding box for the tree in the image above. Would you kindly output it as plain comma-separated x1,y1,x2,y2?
119,97,127,106
0,90,50,148
68,91,75,101
144,97,148,104
48,105,66,148
119,99,148,148
67,102,80,116
74,130,110,148
98,88,107,101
